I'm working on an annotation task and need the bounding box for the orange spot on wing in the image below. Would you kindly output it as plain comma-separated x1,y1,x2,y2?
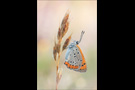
72,65,75,69
84,64,86,69
80,64,86,70
69,64,72,68
65,62,70,67
65,61,68,65
66,62,70,68
75,66,79,69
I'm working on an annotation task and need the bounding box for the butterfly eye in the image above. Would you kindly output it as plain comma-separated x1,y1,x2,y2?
76,41,79,44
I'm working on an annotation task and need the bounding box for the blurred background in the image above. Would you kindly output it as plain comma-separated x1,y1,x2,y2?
37,0,97,90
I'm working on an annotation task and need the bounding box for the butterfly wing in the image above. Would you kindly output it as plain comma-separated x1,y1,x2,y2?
73,45,87,72
64,45,87,72
64,45,82,70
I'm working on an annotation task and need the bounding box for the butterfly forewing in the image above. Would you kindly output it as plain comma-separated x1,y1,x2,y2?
72,45,83,69
74,45,87,72
64,45,83,70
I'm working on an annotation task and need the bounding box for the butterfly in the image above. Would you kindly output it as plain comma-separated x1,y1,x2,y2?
64,31,87,72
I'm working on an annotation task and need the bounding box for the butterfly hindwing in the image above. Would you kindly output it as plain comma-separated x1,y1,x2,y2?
73,45,87,72
72,45,82,69
64,45,82,70
64,44,87,72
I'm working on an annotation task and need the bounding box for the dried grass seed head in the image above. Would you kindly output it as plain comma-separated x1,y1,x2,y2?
60,12,69,38
61,12,69,25
62,34,72,51
57,27,62,40
53,44,57,61
62,21,69,38
56,43,61,53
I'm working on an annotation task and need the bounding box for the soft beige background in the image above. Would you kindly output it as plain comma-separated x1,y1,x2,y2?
37,0,97,90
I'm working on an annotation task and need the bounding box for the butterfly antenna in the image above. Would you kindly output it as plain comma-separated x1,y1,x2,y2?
77,31,85,44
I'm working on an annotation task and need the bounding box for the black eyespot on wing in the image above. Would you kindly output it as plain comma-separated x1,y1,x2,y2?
82,64,84,66
76,49,77,50
73,61,74,63
80,60,82,61
84,63,86,65
74,53,75,55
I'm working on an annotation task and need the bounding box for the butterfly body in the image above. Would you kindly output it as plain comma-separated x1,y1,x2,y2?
64,31,87,72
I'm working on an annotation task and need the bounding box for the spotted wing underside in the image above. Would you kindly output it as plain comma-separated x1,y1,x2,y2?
64,45,87,72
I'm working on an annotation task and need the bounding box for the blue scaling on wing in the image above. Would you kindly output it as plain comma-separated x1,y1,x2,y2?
65,48,71,60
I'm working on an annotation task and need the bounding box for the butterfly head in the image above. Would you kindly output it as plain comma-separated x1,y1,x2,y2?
73,40,79,45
